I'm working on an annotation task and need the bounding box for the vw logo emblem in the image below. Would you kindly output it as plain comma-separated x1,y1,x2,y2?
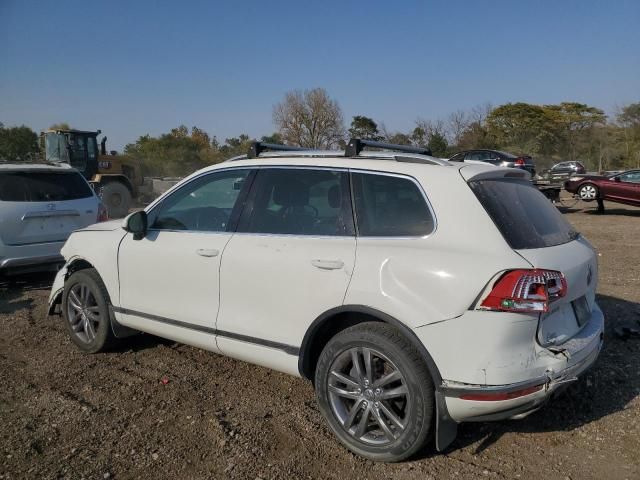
586,265,593,286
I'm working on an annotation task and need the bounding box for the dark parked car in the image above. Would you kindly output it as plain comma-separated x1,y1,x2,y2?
564,169,640,208
449,149,536,177
542,161,586,182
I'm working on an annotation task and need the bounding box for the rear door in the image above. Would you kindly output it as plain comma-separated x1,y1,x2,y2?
216,167,356,365
0,170,97,246
469,177,597,346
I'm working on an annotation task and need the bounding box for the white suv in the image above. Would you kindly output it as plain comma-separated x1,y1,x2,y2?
48,140,604,462
0,163,106,276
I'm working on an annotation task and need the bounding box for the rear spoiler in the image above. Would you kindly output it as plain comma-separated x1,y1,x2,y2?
459,164,531,182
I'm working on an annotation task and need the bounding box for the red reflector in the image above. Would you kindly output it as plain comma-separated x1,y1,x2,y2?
460,384,544,401
515,158,525,166
97,203,109,222
480,269,567,313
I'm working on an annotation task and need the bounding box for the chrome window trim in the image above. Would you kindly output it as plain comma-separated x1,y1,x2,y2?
143,164,437,239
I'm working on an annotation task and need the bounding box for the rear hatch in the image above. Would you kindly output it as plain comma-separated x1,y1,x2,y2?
466,169,597,346
0,169,98,246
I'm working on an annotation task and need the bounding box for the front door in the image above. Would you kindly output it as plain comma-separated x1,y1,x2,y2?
604,171,640,205
116,168,254,347
216,167,356,371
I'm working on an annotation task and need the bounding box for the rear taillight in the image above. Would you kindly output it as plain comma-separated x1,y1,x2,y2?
479,269,567,313
97,203,109,222
515,157,526,166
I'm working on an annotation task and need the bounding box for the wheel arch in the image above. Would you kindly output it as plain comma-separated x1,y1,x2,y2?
299,305,458,452
298,305,443,387
49,257,98,312
57,257,136,339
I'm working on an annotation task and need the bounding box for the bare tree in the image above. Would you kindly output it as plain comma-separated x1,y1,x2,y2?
446,110,469,145
273,88,345,148
469,102,493,124
415,118,446,139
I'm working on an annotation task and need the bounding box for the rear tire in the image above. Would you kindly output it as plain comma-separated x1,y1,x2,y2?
315,322,434,462
100,181,132,218
62,269,118,353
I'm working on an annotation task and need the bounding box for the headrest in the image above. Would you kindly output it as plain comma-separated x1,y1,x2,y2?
328,185,341,208
273,182,309,207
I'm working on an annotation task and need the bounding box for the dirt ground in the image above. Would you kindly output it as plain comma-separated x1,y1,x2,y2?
1,201,639,480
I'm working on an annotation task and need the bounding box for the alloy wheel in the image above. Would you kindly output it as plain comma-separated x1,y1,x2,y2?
66,283,102,343
327,347,410,446
579,184,597,200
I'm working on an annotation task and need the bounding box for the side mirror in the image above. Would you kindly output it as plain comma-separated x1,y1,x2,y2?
122,210,148,240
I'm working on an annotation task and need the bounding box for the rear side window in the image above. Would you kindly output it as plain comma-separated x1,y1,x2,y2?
352,173,434,237
240,168,354,236
0,171,93,202
470,179,577,249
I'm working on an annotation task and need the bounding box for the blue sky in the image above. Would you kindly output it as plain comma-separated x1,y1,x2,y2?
1,0,638,150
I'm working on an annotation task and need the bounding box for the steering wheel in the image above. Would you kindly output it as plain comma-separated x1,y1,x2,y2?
282,204,319,218
195,207,229,231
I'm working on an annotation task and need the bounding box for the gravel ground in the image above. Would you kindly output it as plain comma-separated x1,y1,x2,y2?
1,202,639,480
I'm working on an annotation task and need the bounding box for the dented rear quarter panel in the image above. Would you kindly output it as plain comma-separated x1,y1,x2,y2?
344,167,532,327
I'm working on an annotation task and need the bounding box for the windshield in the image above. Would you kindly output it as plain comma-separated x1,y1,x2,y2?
44,133,70,163
470,178,578,249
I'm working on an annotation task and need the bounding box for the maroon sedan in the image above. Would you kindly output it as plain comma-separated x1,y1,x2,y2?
565,169,640,208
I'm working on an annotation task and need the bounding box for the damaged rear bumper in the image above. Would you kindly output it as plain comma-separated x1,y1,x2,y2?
439,303,604,423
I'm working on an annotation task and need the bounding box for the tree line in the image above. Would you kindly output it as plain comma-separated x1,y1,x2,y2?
2,89,639,177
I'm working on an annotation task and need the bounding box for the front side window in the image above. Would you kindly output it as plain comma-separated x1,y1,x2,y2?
352,173,435,237
240,168,353,236
152,169,250,232
618,171,640,184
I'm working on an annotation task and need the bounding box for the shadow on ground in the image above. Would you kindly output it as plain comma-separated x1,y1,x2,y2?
584,207,640,217
0,272,56,315
0,271,176,352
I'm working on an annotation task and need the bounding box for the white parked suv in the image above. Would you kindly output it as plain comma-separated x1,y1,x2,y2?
48,139,604,462
0,163,106,276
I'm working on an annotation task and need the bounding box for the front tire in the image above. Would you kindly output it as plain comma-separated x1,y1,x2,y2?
315,322,434,462
62,269,118,353
100,181,132,218
578,183,598,202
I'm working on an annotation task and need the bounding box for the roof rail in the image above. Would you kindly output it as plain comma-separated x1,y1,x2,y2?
247,141,310,159
345,138,432,157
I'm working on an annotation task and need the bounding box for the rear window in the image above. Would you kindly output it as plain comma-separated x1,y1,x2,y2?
0,171,93,202
470,179,577,249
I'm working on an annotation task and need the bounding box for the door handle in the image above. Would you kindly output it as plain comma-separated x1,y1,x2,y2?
196,248,219,257
311,259,344,270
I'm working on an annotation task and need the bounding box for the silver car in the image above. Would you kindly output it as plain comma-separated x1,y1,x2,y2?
0,163,106,275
